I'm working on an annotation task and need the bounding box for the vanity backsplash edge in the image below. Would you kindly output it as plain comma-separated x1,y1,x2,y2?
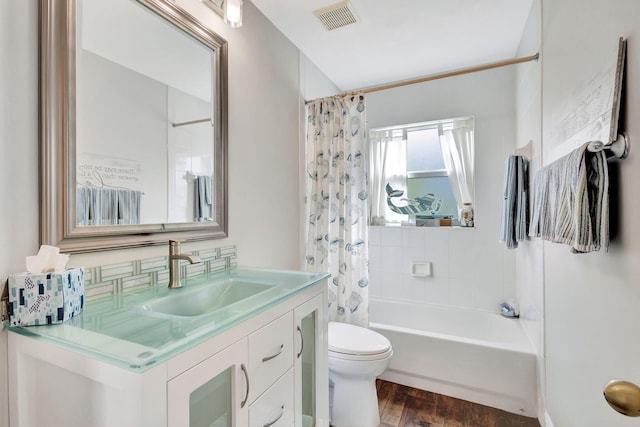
82,245,237,301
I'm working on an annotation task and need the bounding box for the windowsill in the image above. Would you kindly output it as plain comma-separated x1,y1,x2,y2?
370,223,475,229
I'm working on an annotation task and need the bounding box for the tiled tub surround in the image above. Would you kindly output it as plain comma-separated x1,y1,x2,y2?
368,226,515,312
368,226,536,416
82,245,237,300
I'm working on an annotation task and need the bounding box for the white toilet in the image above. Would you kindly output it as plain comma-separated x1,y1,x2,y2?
328,321,393,427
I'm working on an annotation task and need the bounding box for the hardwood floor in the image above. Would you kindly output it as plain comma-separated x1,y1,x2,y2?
376,380,541,427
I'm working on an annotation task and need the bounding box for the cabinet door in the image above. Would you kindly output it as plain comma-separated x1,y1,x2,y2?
294,294,328,427
168,338,249,427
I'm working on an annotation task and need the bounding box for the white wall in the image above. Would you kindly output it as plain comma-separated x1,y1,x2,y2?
0,3,40,426
299,54,340,101
366,67,518,312
514,0,545,421
78,50,169,223
0,2,329,425
541,0,640,425
167,86,214,223
69,0,305,269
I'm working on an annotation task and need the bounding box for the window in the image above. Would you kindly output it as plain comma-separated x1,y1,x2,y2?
369,117,474,226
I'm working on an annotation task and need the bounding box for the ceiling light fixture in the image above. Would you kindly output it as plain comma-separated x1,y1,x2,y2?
203,0,243,28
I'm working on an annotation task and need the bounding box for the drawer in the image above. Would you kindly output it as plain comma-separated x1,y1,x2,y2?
249,368,295,427
248,311,294,402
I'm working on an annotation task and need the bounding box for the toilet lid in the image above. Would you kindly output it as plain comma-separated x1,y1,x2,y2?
328,321,391,356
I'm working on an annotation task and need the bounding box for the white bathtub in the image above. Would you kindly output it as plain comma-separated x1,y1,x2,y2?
369,298,537,416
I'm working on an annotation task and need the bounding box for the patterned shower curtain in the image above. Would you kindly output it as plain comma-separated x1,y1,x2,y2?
304,93,369,327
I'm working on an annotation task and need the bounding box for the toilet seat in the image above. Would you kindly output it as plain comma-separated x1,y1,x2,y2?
328,321,392,360
329,346,393,361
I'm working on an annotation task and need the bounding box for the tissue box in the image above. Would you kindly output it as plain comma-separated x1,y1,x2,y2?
8,267,84,326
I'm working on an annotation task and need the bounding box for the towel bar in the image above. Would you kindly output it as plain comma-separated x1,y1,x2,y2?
587,133,629,159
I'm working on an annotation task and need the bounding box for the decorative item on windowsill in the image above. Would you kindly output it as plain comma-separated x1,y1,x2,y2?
413,215,453,227
6,245,84,327
460,202,474,227
385,183,445,227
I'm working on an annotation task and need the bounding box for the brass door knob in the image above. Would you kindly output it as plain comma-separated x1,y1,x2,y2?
604,380,640,417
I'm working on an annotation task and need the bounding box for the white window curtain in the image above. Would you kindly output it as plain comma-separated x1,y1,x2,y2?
303,93,369,327
369,129,408,225
438,119,475,212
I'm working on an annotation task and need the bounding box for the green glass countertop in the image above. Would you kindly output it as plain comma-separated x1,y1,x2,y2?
7,267,329,373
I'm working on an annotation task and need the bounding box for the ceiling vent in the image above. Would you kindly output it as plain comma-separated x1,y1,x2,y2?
313,0,359,31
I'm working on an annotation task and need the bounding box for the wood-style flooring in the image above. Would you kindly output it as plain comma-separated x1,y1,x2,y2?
377,380,541,427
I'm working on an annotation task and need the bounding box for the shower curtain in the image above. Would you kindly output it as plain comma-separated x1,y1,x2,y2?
303,93,369,326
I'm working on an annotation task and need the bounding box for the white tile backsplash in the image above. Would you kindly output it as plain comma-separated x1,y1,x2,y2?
401,273,428,301
425,277,450,306
448,230,477,281
380,245,403,273
368,271,382,298
369,226,382,246
370,225,513,313
380,226,402,247
449,278,476,308
424,228,450,272
380,270,402,299
401,226,426,248
368,245,381,273
476,275,505,312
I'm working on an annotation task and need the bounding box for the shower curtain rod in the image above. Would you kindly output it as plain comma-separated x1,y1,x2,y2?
343,53,540,96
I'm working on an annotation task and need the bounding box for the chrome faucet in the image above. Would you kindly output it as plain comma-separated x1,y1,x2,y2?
168,240,201,289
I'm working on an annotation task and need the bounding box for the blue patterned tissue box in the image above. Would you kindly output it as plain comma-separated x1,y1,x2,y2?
8,267,85,326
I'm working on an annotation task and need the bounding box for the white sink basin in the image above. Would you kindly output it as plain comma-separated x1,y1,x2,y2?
139,278,274,318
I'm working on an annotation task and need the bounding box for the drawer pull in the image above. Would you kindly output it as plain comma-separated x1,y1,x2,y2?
263,404,285,427
240,363,249,408
296,326,304,359
261,344,284,363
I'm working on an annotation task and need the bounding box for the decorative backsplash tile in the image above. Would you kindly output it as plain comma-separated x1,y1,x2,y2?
83,245,237,300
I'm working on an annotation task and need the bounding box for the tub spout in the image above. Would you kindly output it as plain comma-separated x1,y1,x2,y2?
500,301,520,318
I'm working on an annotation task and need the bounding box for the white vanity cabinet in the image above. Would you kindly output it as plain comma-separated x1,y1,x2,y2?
294,294,327,427
8,277,328,427
168,338,249,426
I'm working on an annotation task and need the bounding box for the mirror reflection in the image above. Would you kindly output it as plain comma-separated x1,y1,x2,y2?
40,0,228,252
76,0,215,226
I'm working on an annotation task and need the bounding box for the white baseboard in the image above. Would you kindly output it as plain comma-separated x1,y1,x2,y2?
543,410,554,427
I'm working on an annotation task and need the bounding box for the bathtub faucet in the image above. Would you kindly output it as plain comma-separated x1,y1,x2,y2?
500,301,520,318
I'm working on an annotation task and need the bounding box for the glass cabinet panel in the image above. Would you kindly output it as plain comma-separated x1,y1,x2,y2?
189,367,232,427
300,312,316,426
294,293,328,427
168,338,248,427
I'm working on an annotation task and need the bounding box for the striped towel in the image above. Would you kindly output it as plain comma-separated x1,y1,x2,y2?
529,144,609,253
76,187,142,226
499,155,529,249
